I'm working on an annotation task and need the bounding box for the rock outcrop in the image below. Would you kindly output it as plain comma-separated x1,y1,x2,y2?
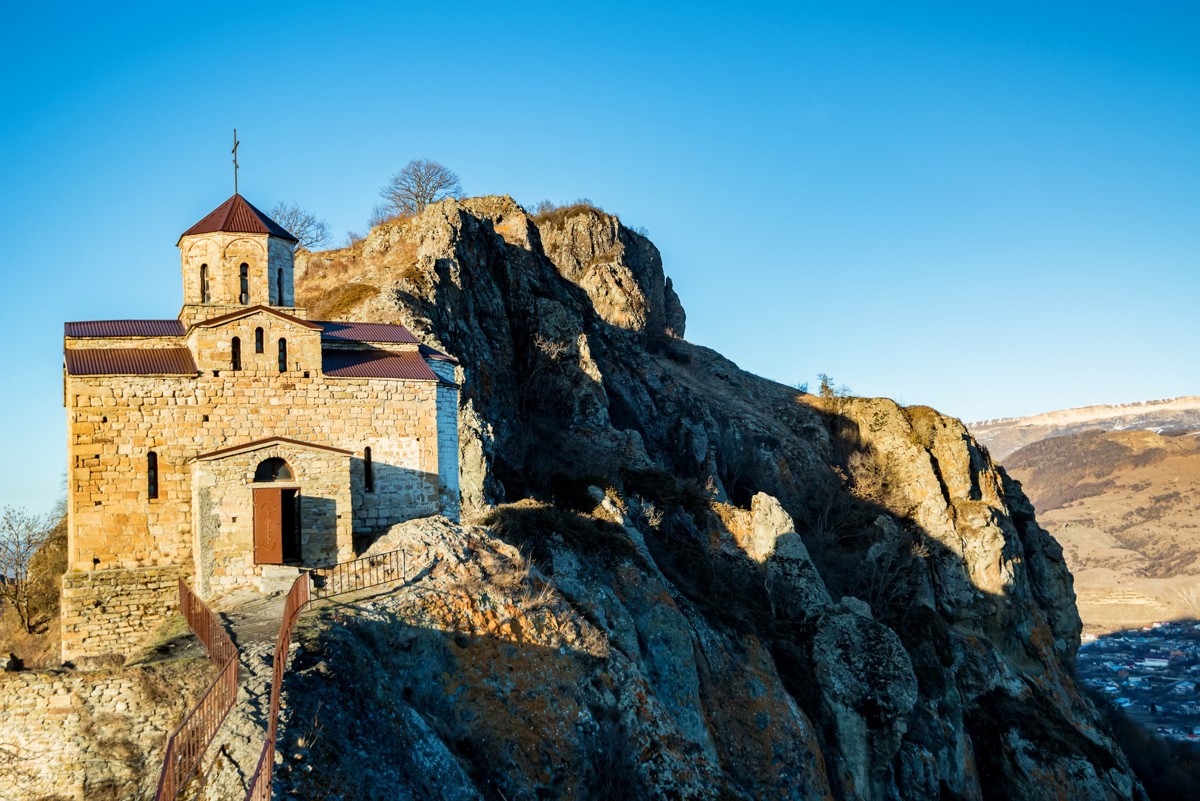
288,197,1146,800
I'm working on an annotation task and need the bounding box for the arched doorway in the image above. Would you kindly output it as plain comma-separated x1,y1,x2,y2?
252,458,301,565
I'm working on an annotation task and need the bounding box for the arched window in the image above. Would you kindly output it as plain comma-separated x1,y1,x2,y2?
147,451,159,499
364,446,374,493
231,337,242,370
276,268,284,305
278,338,287,372
239,263,250,304
200,264,210,303
254,457,293,482
255,327,264,353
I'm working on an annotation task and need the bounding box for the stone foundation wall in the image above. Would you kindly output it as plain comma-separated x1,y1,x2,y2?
0,661,206,801
60,565,182,662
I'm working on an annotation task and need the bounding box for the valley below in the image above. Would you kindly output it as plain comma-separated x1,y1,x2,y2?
973,399,1200,636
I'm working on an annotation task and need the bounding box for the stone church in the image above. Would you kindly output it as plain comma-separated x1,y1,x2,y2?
60,194,459,660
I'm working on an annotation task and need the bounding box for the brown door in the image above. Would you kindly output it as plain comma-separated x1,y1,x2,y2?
253,487,285,565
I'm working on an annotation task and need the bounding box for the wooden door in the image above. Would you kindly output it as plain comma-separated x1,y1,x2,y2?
253,487,284,564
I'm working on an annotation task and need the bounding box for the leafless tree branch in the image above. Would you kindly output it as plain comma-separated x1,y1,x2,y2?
380,159,464,217
270,202,331,251
0,507,53,634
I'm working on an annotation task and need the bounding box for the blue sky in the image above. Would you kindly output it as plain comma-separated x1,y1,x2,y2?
1,1,1197,514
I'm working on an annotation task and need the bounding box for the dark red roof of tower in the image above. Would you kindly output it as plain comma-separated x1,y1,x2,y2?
178,194,298,243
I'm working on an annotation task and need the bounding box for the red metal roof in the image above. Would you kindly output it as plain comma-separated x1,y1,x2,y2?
65,348,198,376
419,343,458,363
65,320,185,338
316,320,420,344
322,349,439,381
179,194,298,243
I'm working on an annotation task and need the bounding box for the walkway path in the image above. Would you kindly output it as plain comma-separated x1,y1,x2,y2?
180,590,287,801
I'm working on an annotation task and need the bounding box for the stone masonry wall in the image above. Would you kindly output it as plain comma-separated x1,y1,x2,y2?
187,309,324,376
431,359,461,521
179,232,293,309
64,372,439,575
0,660,207,801
268,237,295,306
60,565,182,662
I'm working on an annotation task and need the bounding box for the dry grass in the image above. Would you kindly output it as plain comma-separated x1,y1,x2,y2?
1006,428,1200,631
0,610,59,668
123,613,193,667
530,200,608,230
301,283,380,320
482,500,643,567
388,238,419,274
295,255,359,310
296,227,424,318
0,518,66,668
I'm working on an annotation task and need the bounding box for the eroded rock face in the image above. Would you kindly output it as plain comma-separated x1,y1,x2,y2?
747,493,831,618
289,198,1146,801
536,208,667,335
813,605,918,801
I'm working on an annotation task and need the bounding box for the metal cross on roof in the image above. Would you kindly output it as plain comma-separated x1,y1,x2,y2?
232,128,240,195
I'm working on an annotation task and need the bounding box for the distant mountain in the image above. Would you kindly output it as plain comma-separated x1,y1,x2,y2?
970,396,1200,461
974,405,1200,634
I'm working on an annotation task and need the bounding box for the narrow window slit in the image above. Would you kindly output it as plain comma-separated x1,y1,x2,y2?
147,451,158,500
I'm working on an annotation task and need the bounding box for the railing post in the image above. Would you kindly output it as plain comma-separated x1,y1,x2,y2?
153,581,238,801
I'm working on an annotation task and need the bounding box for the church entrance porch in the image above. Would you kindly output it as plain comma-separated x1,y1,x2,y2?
191,437,354,599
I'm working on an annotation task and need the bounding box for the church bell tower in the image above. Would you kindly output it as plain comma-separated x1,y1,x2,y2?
175,194,300,326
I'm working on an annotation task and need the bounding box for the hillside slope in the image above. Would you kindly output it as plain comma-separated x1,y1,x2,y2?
1003,428,1200,634
284,197,1145,801
970,397,1200,461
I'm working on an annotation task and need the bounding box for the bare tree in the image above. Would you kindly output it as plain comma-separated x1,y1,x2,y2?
0,507,53,634
270,201,331,251
380,159,464,217
367,203,396,230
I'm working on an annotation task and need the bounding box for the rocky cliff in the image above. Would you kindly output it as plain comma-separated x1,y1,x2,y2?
287,197,1147,800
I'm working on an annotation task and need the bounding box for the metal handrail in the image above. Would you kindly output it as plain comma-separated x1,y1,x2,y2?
152,580,239,800
243,548,415,800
